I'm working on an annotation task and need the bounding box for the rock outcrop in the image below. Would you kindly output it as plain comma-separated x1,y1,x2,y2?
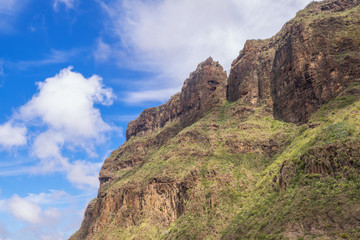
126,57,227,140
73,172,198,240
228,0,360,123
227,38,276,107
98,57,226,194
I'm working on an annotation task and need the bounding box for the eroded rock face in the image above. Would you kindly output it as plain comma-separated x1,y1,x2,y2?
227,39,276,107
228,0,360,123
272,7,360,123
126,57,227,140
72,172,198,240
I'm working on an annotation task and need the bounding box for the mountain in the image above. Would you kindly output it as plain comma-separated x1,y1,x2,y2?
70,0,360,239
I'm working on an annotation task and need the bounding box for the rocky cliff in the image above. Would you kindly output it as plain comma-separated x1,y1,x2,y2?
228,0,360,123
70,0,360,239
126,57,227,140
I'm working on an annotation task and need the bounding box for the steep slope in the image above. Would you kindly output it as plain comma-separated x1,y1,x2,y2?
222,82,360,240
70,0,360,239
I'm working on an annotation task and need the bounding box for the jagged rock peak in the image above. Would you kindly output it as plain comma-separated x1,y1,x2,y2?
196,56,217,68
303,0,360,13
126,57,227,140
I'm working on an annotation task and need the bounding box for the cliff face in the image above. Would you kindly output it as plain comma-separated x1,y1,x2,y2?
71,1,360,239
227,38,276,107
228,0,360,123
126,57,227,140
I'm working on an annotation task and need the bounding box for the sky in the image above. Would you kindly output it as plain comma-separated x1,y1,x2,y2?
0,0,315,239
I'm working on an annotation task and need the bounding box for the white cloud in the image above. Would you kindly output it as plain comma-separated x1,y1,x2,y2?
19,66,113,153
0,190,93,239
0,221,9,240
0,67,115,189
32,130,65,164
19,67,113,132
53,0,75,11
94,38,112,62
0,200,5,211
8,195,43,224
124,87,179,105
3,191,72,224
0,122,27,148
13,66,114,188
66,160,103,189
25,190,68,205
100,0,314,103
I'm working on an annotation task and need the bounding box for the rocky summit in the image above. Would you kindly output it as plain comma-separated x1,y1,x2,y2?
70,0,360,239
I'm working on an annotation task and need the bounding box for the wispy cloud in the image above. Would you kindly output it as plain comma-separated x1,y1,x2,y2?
53,0,76,11
105,114,139,123
99,0,314,104
0,0,29,33
0,60,4,87
123,88,179,105
13,48,84,69
0,220,9,240
0,60,4,76
93,38,111,62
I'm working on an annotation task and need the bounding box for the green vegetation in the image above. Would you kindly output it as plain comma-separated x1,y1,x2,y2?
86,82,360,239
220,83,360,240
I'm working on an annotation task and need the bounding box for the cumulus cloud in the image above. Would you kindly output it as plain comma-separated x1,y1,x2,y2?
0,122,27,148
0,67,114,189
100,0,314,103
19,66,113,139
18,66,113,154
13,66,113,188
53,0,75,11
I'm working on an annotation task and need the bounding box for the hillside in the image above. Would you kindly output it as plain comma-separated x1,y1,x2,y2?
70,0,360,239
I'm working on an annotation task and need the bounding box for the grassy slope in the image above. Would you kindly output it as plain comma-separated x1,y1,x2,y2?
221,83,360,240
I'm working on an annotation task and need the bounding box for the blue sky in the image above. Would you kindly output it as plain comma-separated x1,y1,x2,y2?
0,0,314,239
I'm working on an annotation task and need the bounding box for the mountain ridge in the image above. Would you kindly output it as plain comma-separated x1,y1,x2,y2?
70,0,360,239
